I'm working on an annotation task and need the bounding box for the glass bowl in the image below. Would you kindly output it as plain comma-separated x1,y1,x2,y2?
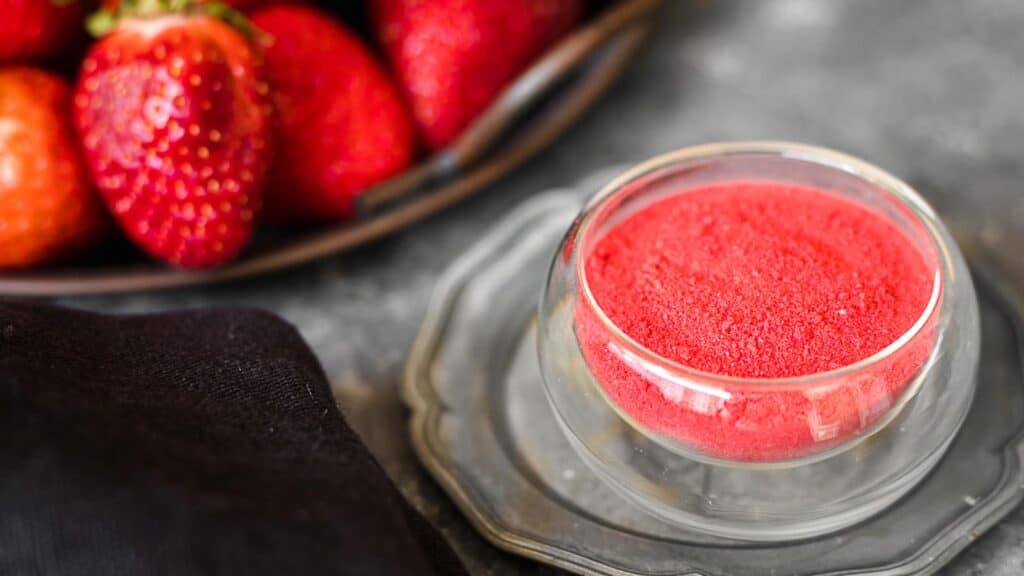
537,141,980,541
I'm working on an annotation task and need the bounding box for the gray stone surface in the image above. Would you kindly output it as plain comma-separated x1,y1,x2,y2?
62,1,1024,574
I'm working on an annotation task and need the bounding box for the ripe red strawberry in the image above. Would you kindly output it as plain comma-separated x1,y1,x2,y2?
251,4,415,221
0,68,106,268
370,0,584,150
74,1,273,268
0,0,86,64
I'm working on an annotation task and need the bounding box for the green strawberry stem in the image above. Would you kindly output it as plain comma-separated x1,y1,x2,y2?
86,0,255,38
204,2,258,38
85,10,117,36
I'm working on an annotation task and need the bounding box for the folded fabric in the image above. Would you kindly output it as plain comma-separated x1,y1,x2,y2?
0,300,467,575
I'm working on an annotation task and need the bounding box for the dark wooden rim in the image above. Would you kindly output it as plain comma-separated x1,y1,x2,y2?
0,0,660,296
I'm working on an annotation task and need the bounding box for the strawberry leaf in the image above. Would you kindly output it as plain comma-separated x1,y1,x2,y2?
85,0,260,39
86,9,117,37
204,2,260,40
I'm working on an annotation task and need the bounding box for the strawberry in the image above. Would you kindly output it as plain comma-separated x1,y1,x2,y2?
251,4,415,221
0,68,106,268
73,0,272,268
370,0,584,150
0,0,86,64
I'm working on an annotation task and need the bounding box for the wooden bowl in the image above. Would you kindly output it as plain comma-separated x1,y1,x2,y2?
0,0,660,296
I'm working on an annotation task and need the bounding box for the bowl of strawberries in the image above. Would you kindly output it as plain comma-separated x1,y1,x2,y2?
0,0,659,295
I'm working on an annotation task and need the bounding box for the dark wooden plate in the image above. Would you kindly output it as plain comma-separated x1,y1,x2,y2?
0,0,659,296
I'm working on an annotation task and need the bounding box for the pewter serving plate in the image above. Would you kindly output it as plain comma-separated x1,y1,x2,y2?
403,172,1024,576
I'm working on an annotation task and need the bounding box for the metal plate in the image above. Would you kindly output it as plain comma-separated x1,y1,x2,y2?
403,175,1024,576
0,0,658,296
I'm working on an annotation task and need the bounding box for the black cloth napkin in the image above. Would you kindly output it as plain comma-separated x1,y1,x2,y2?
0,300,467,575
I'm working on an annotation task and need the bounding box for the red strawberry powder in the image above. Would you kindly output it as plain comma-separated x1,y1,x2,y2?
575,181,937,461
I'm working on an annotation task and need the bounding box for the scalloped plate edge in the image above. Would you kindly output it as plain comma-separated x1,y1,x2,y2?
402,190,1024,576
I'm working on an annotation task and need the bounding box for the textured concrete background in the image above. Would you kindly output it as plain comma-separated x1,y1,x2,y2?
65,1,1024,574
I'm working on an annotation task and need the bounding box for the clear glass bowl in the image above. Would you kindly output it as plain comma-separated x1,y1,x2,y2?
537,142,980,541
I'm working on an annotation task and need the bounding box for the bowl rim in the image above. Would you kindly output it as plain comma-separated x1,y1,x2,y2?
573,140,952,392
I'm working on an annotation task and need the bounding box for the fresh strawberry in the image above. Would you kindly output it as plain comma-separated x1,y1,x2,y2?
74,0,273,268
0,0,86,64
370,0,584,150
251,4,415,221
0,68,106,268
